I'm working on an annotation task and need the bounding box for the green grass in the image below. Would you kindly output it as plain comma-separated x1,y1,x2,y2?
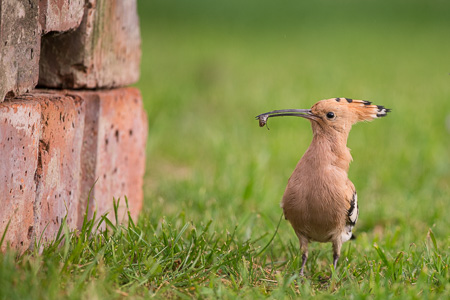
1,0,450,298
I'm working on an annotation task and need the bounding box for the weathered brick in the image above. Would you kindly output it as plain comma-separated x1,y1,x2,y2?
39,0,141,89
75,88,147,225
27,91,85,244
0,0,40,102
0,100,40,252
39,0,84,33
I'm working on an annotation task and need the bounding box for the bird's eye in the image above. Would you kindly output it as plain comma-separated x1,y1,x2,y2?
326,112,335,119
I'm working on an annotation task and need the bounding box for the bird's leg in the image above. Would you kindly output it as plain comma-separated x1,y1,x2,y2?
297,234,309,276
300,252,308,276
332,240,342,270
333,253,339,269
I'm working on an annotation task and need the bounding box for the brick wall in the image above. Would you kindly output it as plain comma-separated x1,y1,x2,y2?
0,0,147,253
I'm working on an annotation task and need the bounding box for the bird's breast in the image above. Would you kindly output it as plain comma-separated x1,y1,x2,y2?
281,165,349,242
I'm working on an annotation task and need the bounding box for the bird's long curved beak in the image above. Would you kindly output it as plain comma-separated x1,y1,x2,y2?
255,109,314,127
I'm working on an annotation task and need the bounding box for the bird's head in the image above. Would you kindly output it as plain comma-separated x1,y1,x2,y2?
256,98,390,135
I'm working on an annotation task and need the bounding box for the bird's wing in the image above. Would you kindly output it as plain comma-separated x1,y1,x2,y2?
344,181,358,226
340,182,359,242
347,191,359,226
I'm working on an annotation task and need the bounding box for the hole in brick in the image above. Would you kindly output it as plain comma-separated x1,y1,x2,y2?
27,226,33,239
25,171,27,176
69,191,72,196
113,167,117,174
105,138,109,145
20,185,23,190
103,174,107,179
129,129,133,136
115,130,119,142
24,157,26,161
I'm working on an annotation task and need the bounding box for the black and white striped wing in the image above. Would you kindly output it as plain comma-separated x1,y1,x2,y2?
341,192,359,242
347,192,359,226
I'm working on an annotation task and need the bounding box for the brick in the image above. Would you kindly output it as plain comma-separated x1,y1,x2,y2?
39,0,84,33
0,0,40,102
39,0,141,89
0,100,40,252
75,88,147,225
28,91,85,244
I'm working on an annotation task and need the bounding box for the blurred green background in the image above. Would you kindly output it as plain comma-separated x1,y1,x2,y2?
136,0,449,257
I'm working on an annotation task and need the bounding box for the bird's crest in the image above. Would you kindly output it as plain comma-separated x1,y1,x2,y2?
327,98,391,122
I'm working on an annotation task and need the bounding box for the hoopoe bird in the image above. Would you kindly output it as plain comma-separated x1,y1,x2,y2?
256,98,390,275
